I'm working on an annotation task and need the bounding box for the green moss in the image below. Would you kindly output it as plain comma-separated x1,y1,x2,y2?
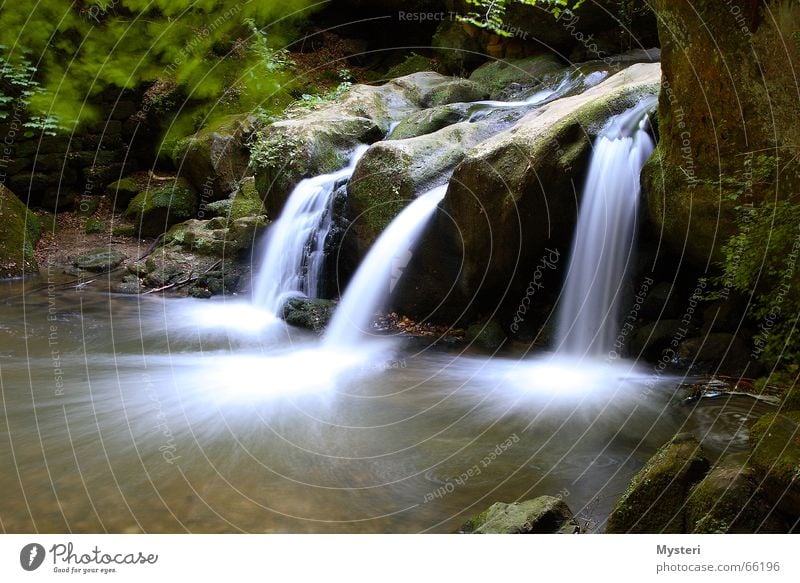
387,53,438,78
111,224,136,237
0,185,41,277
461,497,579,534
124,178,197,237
750,412,800,487
84,217,105,234
106,177,139,197
606,434,710,533
469,55,563,96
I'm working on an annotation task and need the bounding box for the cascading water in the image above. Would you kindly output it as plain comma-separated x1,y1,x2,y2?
555,97,657,357
323,185,448,347
252,146,368,314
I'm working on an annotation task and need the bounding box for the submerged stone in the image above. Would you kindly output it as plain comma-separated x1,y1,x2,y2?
461,496,580,534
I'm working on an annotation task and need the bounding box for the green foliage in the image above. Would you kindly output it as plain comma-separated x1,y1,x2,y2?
0,1,319,137
717,195,800,369
460,0,584,34
0,49,62,135
295,69,353,109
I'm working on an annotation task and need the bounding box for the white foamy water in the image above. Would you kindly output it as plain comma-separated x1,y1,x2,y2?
556,98,657,357
323,185,448,347
252,146,368,314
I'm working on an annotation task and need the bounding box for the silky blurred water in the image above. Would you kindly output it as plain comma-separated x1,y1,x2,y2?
0,277,770,533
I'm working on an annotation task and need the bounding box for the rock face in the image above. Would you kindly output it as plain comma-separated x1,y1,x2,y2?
125,178,198,238
0,185,41,277
461,496,580,534
251,73,492,218
749,412,800,517
175,114,255,200
282,298,336,332
435,63,660,323
73,249,128,272
643,0,800,264
164,215,268,257
469,54,563,98
686,463,785,533
606,434,710,533
346,121,490,255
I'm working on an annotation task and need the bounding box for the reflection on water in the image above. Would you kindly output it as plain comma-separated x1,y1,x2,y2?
0,277,770,533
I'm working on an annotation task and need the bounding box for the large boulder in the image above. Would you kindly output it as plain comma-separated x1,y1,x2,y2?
73,249,128,273
388,103,471,140
125,177,198,238
469,54,564,98
749,412,800,517
163,215,268,257
606,434,710,533
686,462,788,533
436,63,660,322
643,0,800,265
346,120,491,255
174,114,255,200
461,496,580,534
252,73,493,218
0,184,41,277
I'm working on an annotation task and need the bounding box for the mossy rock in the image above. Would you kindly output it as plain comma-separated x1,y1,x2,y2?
174,113,255,199
124,178,197,238
282,297,336,332
106,177,140,212
389,103,471,140
73,248,127,272
469,54,564,99
111,224,137,237
461,496,580,534
77,195,102,217
422,78,488,108
203,178,265,221
441,63,660,322
164,215,268,257
782,385,800,412
686,461,789,533
431,19,484,74
387,53,438,78
606,433,710,533
749,412,800,516
0,184,41,277
84,217,105,234
466,320,507,352
347,121,489,256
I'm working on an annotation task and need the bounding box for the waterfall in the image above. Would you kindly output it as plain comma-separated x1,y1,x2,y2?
252,146,368,314
555,98,656,357
323,185,448,347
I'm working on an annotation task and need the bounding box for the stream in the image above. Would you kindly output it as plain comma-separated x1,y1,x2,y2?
0,276,772,533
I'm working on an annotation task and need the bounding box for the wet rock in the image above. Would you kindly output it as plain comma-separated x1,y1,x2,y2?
388,103,471,140
112,274,143,294
386,53,439,78
441,63,660,322
164,215,268,257
106,177,140,212
188,271,241,298
347,121,489,255
124,178,197,238
749,412,800,517
643,0,800,264
282,298,336,332
202,177,265,221
469,54,563,99
686,461,789,533
253,72,496,218
606,434,710,533
461,496,580,534
175,113,255,199
73,248,127,272
0,184,41,277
